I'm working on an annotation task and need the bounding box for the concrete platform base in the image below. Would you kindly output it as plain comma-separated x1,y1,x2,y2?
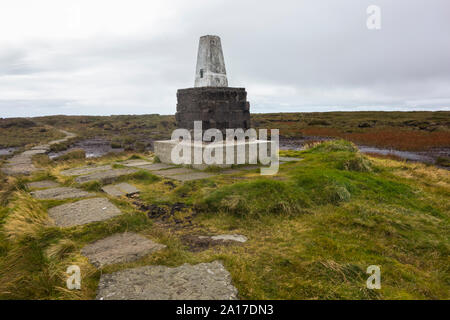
154,139,274,170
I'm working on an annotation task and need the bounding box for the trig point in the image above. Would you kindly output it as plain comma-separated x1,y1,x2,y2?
175,35,250,132
155,35,272,169
194,35,228,87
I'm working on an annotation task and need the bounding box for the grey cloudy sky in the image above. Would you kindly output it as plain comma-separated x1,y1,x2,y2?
0,0,449,117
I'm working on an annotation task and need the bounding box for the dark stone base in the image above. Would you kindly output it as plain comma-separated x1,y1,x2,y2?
175,87,250,132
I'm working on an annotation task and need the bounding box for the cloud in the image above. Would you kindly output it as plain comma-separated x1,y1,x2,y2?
0,0,449,117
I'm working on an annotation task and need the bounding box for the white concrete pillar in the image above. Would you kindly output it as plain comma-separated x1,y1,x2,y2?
194,35,228,87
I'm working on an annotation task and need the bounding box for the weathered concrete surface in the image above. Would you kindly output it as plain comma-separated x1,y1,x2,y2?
75,168,136,184
81,233,166,268
152,167,194,177
31,187,93,200
120,160,153,167
194,35,228,87
169,172,214,182
22,149,47,156
60,165,112,177
31,144,50,151
102,183,139,197
154,140,272,169
1,153,40,175
48,198,122,227
151,167,216,181
1,162,38,175
26,180,60,189
135,163,176,171
1,129,75,176
96,261,238,300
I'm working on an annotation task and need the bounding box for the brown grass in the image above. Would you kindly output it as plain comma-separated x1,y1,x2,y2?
301,127,450,151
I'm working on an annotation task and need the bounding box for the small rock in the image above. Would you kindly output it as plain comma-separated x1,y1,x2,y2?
210,234,248,243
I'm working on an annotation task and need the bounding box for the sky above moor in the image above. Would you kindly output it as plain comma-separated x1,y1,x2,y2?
0,0,449,117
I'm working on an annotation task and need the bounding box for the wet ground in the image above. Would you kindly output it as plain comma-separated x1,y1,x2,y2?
280,137,450,166
0,147,18,156
48,138,124,159
43,136,449,167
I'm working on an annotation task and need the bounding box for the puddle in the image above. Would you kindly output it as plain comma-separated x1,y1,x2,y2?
0,147,17,156
279,136,449,166
358,146,435,163
48,138,124,159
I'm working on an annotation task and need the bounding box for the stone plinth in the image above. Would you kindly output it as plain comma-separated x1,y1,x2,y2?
154,139,273,170
175,87,250,132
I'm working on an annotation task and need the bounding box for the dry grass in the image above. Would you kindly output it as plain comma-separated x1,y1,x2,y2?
301,127,450,151
0,140,448,300
2,192,52,241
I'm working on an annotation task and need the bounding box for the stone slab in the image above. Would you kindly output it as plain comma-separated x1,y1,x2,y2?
22,149,47,156
206,234,248,243
169,172,215,181
6,155,33,165
48,197,123,227
75,168,137,184
81,232,166,268
102,183,140,197
120,160,153,167
154,139,273,170
31,144,50,151
152,167,194,177
135,163,176,171
31,187,93,200
26,180,60,189
60,165,112,177
96,261,238,300
1,163,38,175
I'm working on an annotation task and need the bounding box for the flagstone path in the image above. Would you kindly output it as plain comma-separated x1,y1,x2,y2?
81,232,166,268
102,183,140,197
30,187,94,200
96,261,238,300
0,138,314,300
48,197,123,227
1,130,76,175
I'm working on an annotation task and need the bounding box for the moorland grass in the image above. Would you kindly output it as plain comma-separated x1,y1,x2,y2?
0,140,448,299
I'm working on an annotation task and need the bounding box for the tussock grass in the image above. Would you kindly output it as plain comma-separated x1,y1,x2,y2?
0,139,448,300
3,193,52,241
0,177,28,206
125,170,160,184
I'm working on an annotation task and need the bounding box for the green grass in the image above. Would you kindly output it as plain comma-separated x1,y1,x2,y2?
0,140,448,300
